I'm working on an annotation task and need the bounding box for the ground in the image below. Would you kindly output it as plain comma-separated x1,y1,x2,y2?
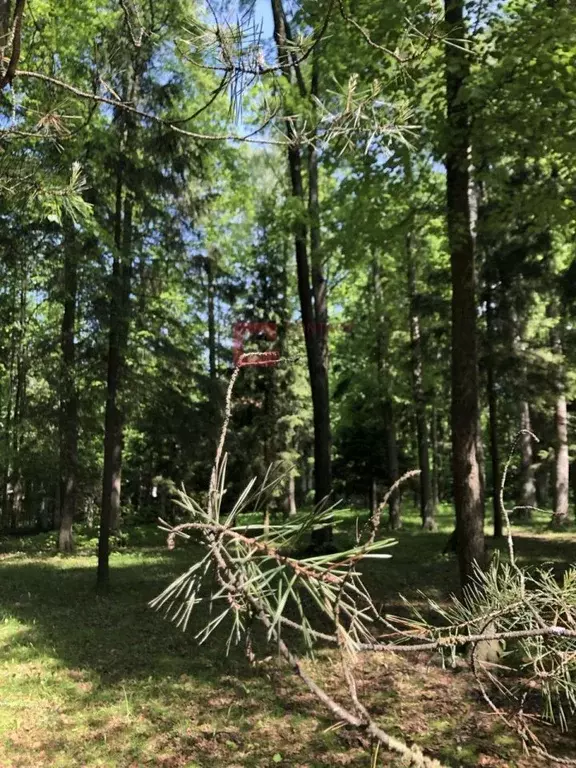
0,506,575,767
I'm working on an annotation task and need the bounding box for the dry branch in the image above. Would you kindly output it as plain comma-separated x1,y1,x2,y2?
153,365,576,766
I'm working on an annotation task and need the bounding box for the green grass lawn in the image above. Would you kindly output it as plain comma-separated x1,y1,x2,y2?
0,506,575,767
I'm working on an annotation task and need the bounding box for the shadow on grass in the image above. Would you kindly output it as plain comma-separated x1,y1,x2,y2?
1,523,574,678
0,548,483,767
0,522,575,767
0,551,366,767
0,551,256,684
3,522,573,680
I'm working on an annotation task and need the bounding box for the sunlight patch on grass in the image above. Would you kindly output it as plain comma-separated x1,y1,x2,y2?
0,521,575,766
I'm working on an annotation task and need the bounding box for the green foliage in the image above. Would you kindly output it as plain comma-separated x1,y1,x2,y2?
418,555,576,734
1,0,576,762
152,419,396,650
0,0,574,539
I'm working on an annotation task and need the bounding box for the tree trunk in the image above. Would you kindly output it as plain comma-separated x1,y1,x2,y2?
372,259,401,529
572,456,576,524
205,252,217,381
37,492,49,532
307,62,332,535
406,233,436,530
98,159,133,590
444,0,485,588
369,476,377,517
431,405,440,508
517,401,536,522
477,417,486,518
288,473,297,518
553,394,569,527
1,283,17,530
271,0,332,542
58,231,79,553
292,141,331,513
484,289,503,537
384,400,401,530
7,279,26,530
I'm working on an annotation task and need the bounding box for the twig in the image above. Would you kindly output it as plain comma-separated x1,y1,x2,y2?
159,517,341,585
155,366,575,767
13,69,290,145
368,469,421,544
359,625,576,653
337,0,406,62
218,540,447,768
119,0,145,48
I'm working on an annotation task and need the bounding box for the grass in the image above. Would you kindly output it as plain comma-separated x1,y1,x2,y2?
0,505,575,767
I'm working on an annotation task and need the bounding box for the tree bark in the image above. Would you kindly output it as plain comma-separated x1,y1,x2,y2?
444,0,485,587
517,401,536,522
1,282,17,530
549,308,569,528
431,405,440,508
307,53,332,526
384,399,401,530
7,277,26,530
406,233,436,530
372,259,401,529
553,394,569,526
288,473,297,518
97,156,133,590
484,288,503,537
369,477,377,517
477,416,486,517
58,230,79,553
205,251,217,381
271,0,332,538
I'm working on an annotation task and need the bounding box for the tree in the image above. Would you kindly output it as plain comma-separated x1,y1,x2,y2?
270,0,332,536
483,286,503,537
444,0,485,587
58,227,79,552
406,230,436,530
518,401,536,520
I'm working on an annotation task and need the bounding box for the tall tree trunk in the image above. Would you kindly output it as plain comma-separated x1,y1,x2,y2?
8,277,26,530
291,141,331,512
517,401,536,522
97,160,133,589
369,476,377,517
444,0,485,587
205,251,217,381
58,231,79,553
373,260,401,528
271,0,331,539
549,308,569,528
484,288,503,537
431,405,440,508
553,394,569,527
572,455,576,524
406,233,436,530
477,416,486,517
307,52,332,527
287,474,297,518
1,282,17,529
384,399,401,530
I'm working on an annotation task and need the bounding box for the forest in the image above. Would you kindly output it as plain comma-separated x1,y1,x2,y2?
1,0,576,766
